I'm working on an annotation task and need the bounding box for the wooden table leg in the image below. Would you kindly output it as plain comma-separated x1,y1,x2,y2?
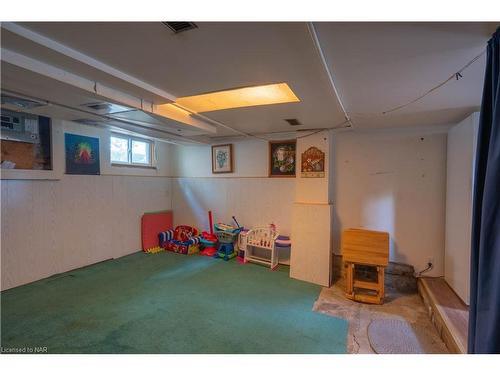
345,262,354,298
377,266,385,304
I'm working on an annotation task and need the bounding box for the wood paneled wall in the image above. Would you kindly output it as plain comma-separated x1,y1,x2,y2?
1,175,172,290
171,177,295,235
332,129,448,276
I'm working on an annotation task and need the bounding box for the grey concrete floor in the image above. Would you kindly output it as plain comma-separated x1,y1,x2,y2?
313,279,449,354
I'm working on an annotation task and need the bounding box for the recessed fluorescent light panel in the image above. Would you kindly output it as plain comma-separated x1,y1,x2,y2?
175,83,300,113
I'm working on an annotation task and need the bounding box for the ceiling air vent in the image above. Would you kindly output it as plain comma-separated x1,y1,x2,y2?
85,102,112,111
1,94,47,110
81,102,131,114
73,119,104,127
285,118,302,126
162,22,198,34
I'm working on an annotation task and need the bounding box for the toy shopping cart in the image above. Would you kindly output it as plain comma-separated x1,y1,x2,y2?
213,223,241,261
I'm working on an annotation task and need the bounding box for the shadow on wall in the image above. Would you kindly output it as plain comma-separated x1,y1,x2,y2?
331,130,448,277
361,191,406,264
333,186,395,246
172,177,295,235
332,183,409,265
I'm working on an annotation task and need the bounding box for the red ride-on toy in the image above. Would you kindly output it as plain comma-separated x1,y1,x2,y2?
200,231,218,256
200,211,218,256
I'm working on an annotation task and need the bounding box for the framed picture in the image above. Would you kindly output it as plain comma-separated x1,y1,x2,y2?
212,144,233,173
65,133,100,175
269,140,296,177
301,146,325,178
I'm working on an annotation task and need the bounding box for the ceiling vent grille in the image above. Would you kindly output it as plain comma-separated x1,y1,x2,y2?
81,102,131,114
84,102,112,111
162,22,198,33
74,119,104,127
285,118,302,126
1,94,47,110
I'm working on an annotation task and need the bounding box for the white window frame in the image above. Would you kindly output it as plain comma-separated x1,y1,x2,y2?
110,133,155,168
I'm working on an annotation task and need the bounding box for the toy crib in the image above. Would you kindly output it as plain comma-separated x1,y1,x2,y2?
237,229,249,258
244,227,279,269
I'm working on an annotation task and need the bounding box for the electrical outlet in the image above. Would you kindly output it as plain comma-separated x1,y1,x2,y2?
427,257,434,266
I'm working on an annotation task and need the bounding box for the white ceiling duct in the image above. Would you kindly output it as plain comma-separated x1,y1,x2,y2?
1,48,217,134
1,22,177,102
1,92,47,110
1,89,208,145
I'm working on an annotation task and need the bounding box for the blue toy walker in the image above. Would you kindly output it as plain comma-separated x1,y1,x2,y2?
213,218,242,261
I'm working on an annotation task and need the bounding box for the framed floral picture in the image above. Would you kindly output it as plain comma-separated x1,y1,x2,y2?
212,144,233,173
269,140,296,177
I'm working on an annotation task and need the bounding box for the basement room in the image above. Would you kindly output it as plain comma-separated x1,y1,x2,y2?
1,1,500,372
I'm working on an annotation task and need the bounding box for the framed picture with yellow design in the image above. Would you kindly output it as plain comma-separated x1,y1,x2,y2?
212,144,233,173
268,140,296,177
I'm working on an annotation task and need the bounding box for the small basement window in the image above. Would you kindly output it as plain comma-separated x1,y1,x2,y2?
110,134,154,167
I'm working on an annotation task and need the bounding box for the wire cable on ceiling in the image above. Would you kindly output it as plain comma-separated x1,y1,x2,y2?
295,129,326,140
172,102,271,142
168,21,357,143
380,50,486,115
307,22,353,128
348,49,486,117
207,119,350,143
295,119,350,139
174,101,338,142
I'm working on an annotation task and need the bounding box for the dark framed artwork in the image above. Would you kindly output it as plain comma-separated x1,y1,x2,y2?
301,146,325,178
269,140,296,177
65,133,100,175
212,144,233,173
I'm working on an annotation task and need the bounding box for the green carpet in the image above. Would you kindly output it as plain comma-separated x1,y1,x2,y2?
1,252,348,353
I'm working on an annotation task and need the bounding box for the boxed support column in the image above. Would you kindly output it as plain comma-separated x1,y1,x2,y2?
290,202,333,286
290,130,333,286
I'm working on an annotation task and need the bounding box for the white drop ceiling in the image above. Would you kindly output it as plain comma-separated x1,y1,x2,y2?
1,22,498,142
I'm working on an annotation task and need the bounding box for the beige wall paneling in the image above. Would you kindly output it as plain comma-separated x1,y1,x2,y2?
170,137,299,238
172,139,271,178
1,175,173,290
290,131,333,286
2,180,35,288
1,117,174,290
332,127,448,276
290,202,333,286
172,177,295,235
